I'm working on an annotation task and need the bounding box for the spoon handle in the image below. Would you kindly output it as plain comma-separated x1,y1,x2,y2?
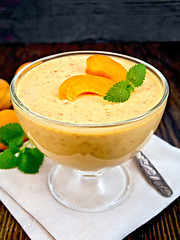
134,152,173,197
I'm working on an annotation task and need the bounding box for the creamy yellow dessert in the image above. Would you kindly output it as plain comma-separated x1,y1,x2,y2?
17,54,163,124
13,53,167,171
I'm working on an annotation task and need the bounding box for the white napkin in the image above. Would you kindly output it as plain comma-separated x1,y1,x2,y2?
0,135,180,240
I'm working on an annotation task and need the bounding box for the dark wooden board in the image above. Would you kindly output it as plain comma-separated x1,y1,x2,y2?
0,42,179,239
0,1,180,43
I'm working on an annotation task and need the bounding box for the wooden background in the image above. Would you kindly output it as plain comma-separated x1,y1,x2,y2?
0,42,179,239
0,0,180,43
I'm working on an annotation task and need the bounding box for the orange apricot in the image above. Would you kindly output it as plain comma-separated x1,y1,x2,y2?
86,54,127,83
15,61,42,76
0,79,12,110
0,109,19,126
59,75,114,101
15,62,32,75
0,109,20,150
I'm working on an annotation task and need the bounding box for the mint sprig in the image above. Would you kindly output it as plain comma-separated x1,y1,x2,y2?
104,64,146,102
0,123,44,174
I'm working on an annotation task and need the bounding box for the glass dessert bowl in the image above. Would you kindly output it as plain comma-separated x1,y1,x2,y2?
10,51,169,212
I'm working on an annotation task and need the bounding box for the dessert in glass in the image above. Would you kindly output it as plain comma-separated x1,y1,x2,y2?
10,51,169,212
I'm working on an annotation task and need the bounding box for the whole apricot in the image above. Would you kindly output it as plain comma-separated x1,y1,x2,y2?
15,62,32,75
0,79,12,110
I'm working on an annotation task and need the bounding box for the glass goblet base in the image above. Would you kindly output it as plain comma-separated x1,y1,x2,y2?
48,164,131,212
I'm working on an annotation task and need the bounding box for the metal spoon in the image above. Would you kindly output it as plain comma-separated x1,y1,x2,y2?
134,151,173,197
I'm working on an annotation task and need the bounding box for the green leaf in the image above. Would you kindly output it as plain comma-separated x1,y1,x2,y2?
127,84,135,92
9,143,20,154
0,149,17,169
17,147,44,174
0,136,8,146
0,123,25,147
126,64,146,87
104,81,131,102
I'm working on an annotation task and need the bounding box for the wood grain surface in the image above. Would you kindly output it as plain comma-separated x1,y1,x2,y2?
0,42,179,240
1,1,180,43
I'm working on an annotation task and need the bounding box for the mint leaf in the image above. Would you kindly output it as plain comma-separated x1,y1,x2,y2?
0,136,8,146
0,149,17,169
127,84,135,92
9,143,20,154
17,148,44,174
126,64,146,87
104,81,130,102
0,123,24,147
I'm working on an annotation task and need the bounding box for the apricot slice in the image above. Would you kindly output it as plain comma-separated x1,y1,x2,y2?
0,79,12,110
59,75,114,101
86,54,127,83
